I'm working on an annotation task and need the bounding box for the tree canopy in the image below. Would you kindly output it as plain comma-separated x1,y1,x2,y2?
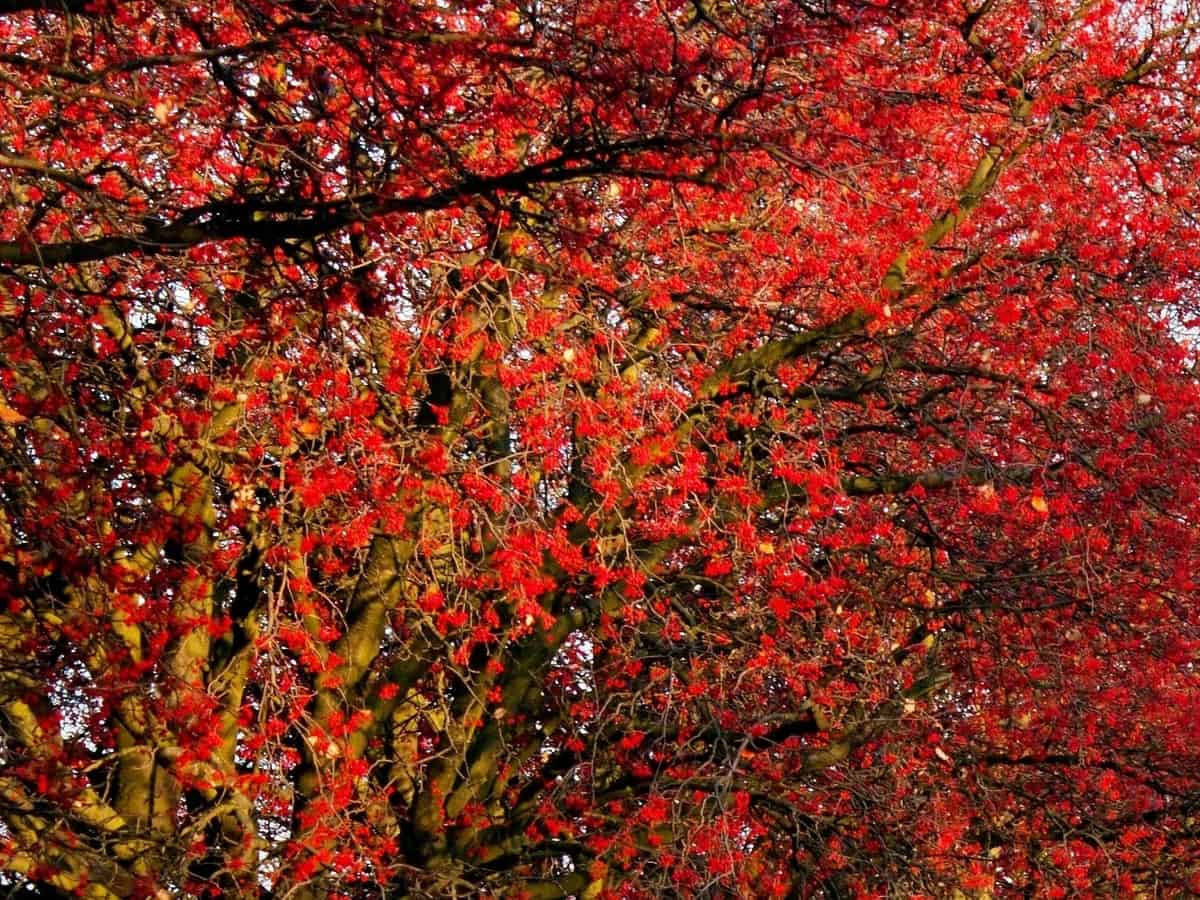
3,0,1200,896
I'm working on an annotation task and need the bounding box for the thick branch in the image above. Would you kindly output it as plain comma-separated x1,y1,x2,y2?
841,462,1043,496
0,146,692,267
801,671,951,771
0,0,93,14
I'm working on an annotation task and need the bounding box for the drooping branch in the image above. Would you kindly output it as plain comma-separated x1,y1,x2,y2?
0,144,699,268
0,0,94,14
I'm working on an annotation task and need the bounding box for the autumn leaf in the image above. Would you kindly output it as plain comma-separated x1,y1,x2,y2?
0,394,25,424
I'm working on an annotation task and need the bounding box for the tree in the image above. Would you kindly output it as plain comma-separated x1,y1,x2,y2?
2,0,1200,895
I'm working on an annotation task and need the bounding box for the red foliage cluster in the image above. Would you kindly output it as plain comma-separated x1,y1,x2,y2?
2,0,1200,896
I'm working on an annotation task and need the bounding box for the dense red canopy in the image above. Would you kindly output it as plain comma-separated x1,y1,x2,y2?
2,0,1200,896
